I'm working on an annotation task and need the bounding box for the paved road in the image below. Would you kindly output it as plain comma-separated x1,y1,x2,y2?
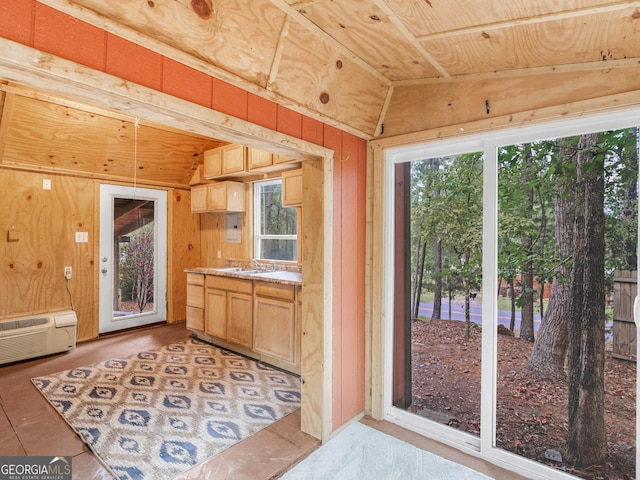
418,299,542,331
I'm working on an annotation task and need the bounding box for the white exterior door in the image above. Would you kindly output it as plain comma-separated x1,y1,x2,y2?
99,184,167,333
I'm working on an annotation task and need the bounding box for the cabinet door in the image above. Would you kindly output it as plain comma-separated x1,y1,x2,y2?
206,288,227,339
223,144,246,174
207,183,227,211
254,296,295,363
282,169,303,206
191,185,208,213
274,154,293,165
203,148,223,178
227,292,253,348
186,307,204,331
248,148,273,170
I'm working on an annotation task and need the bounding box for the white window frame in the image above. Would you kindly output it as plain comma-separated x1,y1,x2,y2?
382,107,640,480
253,178,298,261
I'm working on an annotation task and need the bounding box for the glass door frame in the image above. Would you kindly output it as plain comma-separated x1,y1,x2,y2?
381,108,640,480
99,184,167,334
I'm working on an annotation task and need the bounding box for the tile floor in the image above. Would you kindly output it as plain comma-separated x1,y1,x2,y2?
0,321,526,480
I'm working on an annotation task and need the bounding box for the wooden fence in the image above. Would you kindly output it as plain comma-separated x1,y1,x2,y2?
613,270,637,362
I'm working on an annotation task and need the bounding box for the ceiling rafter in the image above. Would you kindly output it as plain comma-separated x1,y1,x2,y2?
393,56,640,86
270,0,392,86
370,0,449,78
267,15,293,91
416,0,640,41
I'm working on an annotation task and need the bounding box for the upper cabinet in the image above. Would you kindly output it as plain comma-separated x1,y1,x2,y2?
203,144,298,180
282,168,302,207
191,181,246,213
203,144,247,179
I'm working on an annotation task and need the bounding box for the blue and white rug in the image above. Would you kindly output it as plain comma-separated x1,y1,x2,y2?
32,339,301,480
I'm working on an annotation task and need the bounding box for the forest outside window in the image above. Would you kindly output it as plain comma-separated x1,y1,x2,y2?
253,179,298,262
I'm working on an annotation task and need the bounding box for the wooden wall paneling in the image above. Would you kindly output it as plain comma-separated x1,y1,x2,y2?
167,188,201,323
0,169,95,339
381,67,640,138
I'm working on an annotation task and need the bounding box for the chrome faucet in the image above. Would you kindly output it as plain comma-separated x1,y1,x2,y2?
270,260,276,271
251,258,259,269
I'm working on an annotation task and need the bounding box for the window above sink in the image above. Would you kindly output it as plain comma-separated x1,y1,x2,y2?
253,179,298,262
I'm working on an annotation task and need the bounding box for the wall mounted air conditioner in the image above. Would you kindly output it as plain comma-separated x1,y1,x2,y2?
0,310,77,365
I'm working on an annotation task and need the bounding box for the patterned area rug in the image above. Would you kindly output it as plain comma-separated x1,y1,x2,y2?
32,339,301,480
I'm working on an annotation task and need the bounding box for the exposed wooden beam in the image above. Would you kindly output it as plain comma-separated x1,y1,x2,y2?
374,84,394,138
416,1,640,41
269,0,392,87
393,56,640,87
370,0,450,78
267,15,293,91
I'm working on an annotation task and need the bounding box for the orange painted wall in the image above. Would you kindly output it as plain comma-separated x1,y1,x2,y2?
0,0,366,431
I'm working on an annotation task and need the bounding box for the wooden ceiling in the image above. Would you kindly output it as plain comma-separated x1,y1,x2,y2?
39,0,640,139
0,83,226,187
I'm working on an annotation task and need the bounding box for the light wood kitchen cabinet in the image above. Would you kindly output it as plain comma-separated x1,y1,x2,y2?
190,185,208,213
208,181,245,212
282,168,302,206
205,287,226,339
205,276,253,348
247,148,273,171
190,181,245,213
227,292,253,348
253,282,297,366
186,273,205,331
203,144,247,179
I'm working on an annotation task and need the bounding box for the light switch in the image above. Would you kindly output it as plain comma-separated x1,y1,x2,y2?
43,179,51,190
75,232,89,243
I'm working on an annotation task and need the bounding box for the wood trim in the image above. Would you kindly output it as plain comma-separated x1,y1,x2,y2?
300,155,333,441
373,90,640,150
368,143,386,420
267,15,292,91
394,57,640,87
416,1,640,41
370,0,449,78
0,40,331,162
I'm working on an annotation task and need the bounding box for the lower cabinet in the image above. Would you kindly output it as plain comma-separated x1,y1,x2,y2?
253,281,300,372
226,292,253,348
189,273,300,374
205,276,253,349
186,273,205,331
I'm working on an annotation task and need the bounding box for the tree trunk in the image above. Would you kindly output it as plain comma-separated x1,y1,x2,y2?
524,138,576,380
509,280,516,332
564,133,607,467
519,146,536,342
432,237,442,321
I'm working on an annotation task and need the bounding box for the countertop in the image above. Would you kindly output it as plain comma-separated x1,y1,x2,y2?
185,267,302,286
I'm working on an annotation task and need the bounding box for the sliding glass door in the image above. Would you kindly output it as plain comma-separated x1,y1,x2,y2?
384,110,640,480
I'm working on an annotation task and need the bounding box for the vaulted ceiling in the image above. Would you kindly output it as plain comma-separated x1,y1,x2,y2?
41,0,640,139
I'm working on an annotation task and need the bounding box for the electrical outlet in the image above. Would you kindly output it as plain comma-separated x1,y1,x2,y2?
64,266,72,280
